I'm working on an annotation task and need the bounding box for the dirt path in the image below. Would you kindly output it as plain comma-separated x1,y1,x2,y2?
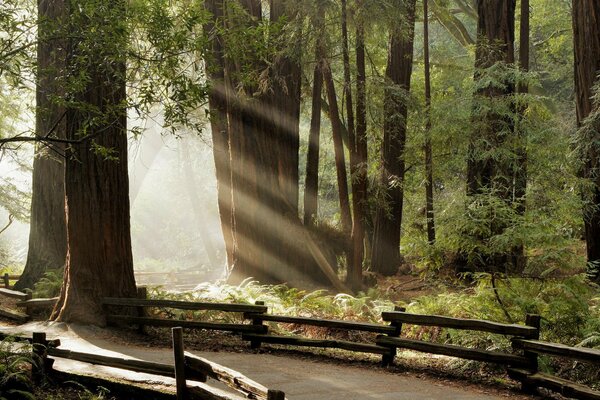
0,322,537,399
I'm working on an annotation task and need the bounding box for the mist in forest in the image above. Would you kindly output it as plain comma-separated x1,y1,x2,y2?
0,117,227,283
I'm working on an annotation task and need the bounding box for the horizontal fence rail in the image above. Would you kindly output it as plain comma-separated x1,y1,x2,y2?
512,339,600,364
382,311,539,338
102,298,268,313
245,313,397,334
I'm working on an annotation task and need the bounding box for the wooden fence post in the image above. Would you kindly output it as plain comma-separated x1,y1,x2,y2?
521,314,541,394
267,389,285,400
136,286,147,334
382,306,405,367
250,301,266,349
172,327,187,400
32,332,47,384
3,273,9,289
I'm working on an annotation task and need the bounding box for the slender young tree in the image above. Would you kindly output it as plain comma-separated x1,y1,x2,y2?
51,0,136,324
16,0,67,291
351,0,368,289
304,2,325,227
423,0,435,245
323,58,353,237
572,0,600,281
371,0,417,276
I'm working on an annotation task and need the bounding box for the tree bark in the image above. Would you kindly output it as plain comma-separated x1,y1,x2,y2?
205,0,235,269
51,0,136,325
371,0,416,276
225,0,312,284
572,0,600,281
16,0,68,291
423,0,436,245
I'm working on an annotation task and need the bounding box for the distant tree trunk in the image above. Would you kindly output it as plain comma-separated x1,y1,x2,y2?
350,2,367,290
572,0,600,282
341,0,362,289
205,0,234,269
51,0,136,325
467,0,516,197
322,59,353,237
16,0,67,291
371,0,416,276
423,0,436,245
303,5,325,227
226,0,311,284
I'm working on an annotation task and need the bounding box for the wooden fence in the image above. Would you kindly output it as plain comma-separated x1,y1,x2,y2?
8,327,285,400
1,282,599,399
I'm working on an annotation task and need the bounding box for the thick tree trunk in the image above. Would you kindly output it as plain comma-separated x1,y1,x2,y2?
16,0,68,291
423,0,436,245
322,59,353,237
371,0,416,276
350,5,368,290
226,0,312,285
51,0,136,325
205,0,235,269
572,0,600,281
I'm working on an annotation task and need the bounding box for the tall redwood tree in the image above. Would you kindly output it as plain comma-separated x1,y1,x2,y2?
371,0,417,276
51,0,136,325
16,0,67,291
572,0,600,281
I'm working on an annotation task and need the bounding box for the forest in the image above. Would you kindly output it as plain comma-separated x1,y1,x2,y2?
1,0,600,399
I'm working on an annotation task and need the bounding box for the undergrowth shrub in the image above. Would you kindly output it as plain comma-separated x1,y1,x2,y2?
32,269,63,299
0,337,34,400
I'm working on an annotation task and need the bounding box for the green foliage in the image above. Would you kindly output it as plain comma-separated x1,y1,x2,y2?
148,280,396,327
0,337,34,400
407,274,599,346
32,269,63,299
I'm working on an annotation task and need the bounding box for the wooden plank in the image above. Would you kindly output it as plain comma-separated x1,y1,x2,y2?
0,288,30,301
243,334,391,355
102,298,267,313
107,315,267,333
513,339,600,364
508,368,600,400
48,348,178,378
16,297,58,310
244,314,396,334
0,306,29,322
381,311,537,338
377,336,529,367
185,352,271,400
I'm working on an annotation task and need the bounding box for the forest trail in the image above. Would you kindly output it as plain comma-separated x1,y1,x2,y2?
0,322,533,399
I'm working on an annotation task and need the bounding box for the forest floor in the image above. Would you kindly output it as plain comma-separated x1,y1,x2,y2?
0,320,552,400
